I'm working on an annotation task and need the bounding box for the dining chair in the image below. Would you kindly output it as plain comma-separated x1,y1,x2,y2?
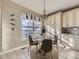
52,35,58,51
28,35,38,53
38,39,52,56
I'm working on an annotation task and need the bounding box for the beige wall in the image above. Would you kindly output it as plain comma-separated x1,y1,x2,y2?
0,0,2,52
0,3,1,59
2,0,41,51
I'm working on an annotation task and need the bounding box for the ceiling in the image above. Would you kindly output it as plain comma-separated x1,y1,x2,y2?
11,0,79,15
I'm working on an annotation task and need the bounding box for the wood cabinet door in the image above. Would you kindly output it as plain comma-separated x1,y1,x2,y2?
67,12,74,27
75,8,79,26
63,13,67,27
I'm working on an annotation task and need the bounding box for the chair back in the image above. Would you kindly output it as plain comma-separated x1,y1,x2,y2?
40,39,52,53
28,35,33,44
54,35,58,43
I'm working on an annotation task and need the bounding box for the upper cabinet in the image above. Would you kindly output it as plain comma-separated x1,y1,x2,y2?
55,12,62,28
68,11,74,27
63,13,67,27
45,16,51,26
46,12,62,33
47,12,62,28
75,8,79,26
63,8,79,27
50,15,54,27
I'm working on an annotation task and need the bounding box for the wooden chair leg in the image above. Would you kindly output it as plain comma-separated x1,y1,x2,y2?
28,45,30,53
57,44,58,51
36,45,38,51
50,52,52,59
56,44,59,54
36,45,38,59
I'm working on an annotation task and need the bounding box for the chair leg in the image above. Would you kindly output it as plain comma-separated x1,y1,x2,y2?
36,45,38,59
56,44,59,54
56,44,58,50
36,45,38,53
49,52,52,59
28,45,30,53
51,51,53,59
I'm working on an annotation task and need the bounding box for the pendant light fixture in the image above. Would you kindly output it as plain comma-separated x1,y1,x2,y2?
41,0,47,35
42,0,47,26
26,12,28,19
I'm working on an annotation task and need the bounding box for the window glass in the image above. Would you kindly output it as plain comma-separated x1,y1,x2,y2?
21,13,41,41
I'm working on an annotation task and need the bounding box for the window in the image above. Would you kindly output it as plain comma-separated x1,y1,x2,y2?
21,13,41,41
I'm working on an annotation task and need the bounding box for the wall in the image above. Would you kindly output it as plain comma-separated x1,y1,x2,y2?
0,0,2,53
0,0,2,59
2,0,41,51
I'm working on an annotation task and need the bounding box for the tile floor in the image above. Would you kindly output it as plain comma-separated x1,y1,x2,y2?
0,45,79,59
